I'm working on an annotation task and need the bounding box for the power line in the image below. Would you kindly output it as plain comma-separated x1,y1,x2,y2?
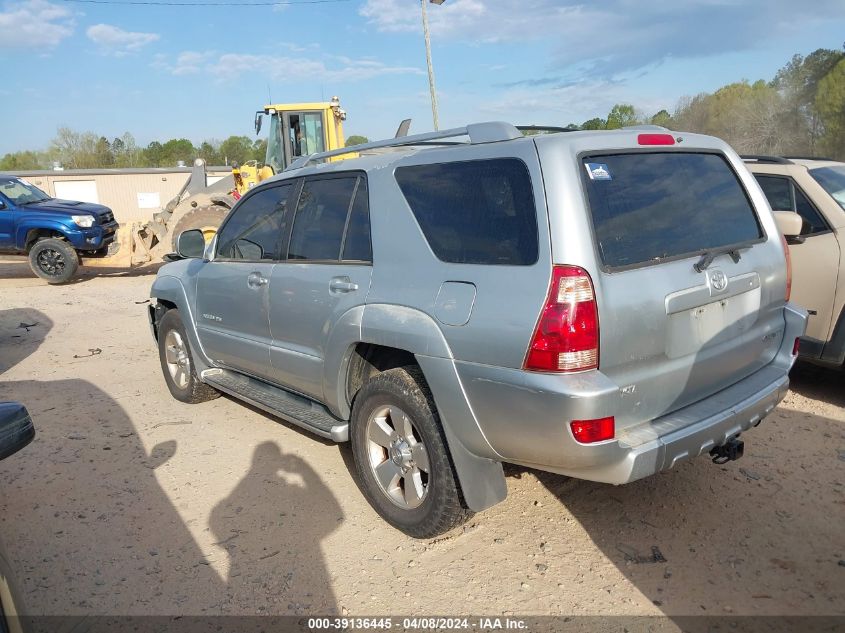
57,0,349,6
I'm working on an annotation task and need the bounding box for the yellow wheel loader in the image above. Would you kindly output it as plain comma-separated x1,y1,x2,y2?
91,97,348,268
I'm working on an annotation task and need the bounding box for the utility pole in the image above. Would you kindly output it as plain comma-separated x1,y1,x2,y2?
421,0,444,130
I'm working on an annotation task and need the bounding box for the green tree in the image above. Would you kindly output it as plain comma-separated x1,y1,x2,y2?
160,138,196,166
253,138,267,163
0,151,43,170
218,136,256,166
143,141,164,167
816,58,845,159
49,127,101,169
580,118,606,130
650,109,673,128
345,135,369,147
196,141,222,165
773,47,845,152
95,136,114,167
605,104,639,130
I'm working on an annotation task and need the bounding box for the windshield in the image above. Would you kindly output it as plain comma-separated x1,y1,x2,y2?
0,178,51,205
809,166,845,211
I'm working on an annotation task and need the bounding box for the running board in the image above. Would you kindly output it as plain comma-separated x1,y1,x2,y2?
201,368,349,442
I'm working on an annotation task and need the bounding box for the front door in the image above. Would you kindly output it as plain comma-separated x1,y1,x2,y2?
268,174,373,401
755,174,841,342
195,182,295,381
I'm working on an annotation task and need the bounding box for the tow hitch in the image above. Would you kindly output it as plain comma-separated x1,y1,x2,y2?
710,438,744,464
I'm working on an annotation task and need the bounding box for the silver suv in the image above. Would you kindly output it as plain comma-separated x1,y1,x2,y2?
149,123,807,537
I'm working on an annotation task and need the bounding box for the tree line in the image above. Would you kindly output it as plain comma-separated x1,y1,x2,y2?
0,129,268,171
565,47,845,159
2,47,842,171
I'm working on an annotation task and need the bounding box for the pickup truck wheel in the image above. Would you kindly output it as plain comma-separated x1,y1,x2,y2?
28,238,79,284
351,366,472,538
157,309,220,404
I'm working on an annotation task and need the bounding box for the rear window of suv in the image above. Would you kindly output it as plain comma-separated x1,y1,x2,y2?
395,158,538,265
581,152,762,269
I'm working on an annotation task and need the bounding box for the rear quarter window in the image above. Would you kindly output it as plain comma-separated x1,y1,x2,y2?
395,158,538,265
582,152,762,269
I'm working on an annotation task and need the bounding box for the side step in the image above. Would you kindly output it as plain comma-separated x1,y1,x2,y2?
201,368,349,442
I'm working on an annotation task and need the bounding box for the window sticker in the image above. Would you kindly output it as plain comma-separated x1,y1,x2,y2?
585,162,612,181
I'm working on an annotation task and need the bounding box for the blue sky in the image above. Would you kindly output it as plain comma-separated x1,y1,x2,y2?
1,0,844,155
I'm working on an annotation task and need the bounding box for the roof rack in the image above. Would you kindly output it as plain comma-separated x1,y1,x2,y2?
516,125,577,135
783,155,837,161
740,155,793,164
286,121,522,171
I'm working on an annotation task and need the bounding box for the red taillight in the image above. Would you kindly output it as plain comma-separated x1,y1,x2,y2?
792,337,800,356
780,234,792,301
571,417,615,443
638,133,675,146
524,265,599,372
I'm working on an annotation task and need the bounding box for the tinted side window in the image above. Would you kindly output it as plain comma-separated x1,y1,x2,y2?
288,177,357,261
755,175,792,212
755,175,829,235
216,184,293,260
342,179,372,262
395,159,538,265
582,152,762,269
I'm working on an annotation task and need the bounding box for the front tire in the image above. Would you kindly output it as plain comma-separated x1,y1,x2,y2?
350,366,472,538
28,238,79,284
157,309,220,404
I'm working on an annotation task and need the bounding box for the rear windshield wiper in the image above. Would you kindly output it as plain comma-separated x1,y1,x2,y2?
694,245,744,272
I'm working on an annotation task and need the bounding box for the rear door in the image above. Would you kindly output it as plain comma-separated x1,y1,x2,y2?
575,150,786,427
195,182,295,381
268,174,372,401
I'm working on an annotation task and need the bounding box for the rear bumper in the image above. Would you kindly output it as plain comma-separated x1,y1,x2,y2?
454,303,807,484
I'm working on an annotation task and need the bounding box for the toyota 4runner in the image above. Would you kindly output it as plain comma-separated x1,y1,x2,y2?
149,123,807,537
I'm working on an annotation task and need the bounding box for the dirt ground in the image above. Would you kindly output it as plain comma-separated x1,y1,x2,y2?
0,257,843,620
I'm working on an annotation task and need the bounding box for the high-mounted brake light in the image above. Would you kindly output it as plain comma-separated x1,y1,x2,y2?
638,133,675,146
571,417,615,443
524,265,599,372
780,234,792,301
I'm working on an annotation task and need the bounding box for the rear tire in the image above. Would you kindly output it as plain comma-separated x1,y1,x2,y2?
157,309,220,404
350,366,472,538
170,205,229,250
28,238,79,284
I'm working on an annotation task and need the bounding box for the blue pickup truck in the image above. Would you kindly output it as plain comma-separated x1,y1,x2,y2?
0,175,119,283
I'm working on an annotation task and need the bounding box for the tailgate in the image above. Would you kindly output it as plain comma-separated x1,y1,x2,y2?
579,150,789,429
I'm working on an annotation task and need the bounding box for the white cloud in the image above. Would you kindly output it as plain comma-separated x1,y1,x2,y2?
152,50,213,75
360,0,845,76
153,49,423,83
86,23,159,56
0,0,74,49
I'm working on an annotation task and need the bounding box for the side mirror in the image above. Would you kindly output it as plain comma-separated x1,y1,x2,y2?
0,200,6,210
255,112,263,136
177,229,206,259
0,402,35,461
773,211,805,245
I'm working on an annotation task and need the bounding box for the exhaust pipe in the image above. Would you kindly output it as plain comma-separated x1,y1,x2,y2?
710,438,744,464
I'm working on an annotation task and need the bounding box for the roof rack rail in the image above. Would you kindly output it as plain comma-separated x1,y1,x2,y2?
516,125,577,135
286,121,522,171
783,155,837,161
740,155,793,164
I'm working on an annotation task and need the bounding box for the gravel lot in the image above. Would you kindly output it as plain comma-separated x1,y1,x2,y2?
0,258,843,620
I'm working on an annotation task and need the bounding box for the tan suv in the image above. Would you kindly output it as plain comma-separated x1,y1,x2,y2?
745,156,845,369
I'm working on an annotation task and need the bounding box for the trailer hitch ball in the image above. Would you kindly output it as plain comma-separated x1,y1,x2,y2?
710,438,744,464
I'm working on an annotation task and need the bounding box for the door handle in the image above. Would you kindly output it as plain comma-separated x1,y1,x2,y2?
330,276,359,293
247,272,269,288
